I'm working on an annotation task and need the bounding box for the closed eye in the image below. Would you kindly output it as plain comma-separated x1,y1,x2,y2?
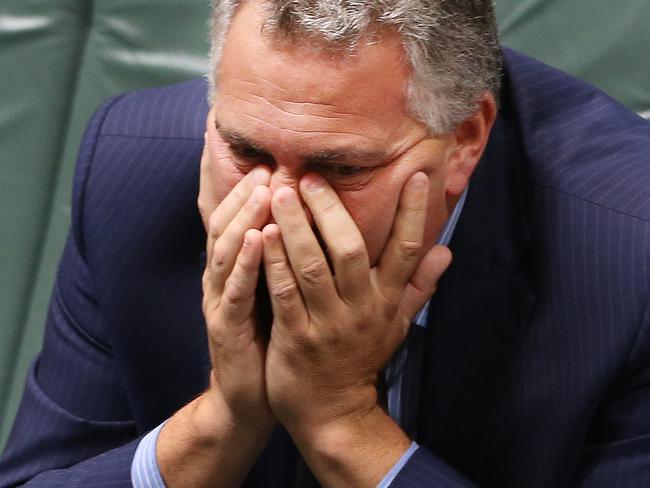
333,165,362,176
313,164,364,177
229,144,272,162
310,163,374,190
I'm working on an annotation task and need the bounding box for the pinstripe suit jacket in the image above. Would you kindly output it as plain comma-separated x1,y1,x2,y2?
2,48,650,487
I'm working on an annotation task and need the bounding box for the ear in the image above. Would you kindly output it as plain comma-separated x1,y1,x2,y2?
444,92,497,196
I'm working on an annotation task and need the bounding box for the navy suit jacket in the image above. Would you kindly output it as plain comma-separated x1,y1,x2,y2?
2,49,650,487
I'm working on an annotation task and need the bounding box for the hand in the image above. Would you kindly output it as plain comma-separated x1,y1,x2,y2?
262,171,452,433
156,126,275,488
198,122,275,432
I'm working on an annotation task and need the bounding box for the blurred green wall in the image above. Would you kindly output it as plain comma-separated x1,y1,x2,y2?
1,0,649,450
0,0,212,448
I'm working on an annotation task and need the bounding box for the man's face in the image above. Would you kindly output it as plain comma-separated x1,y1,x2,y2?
208,0,458,265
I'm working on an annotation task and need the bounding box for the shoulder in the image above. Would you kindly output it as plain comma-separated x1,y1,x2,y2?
496,51,650,379
502,48,650,224
73,77,209,227
63,79,210,424
99,77,209,140
73,78,208,289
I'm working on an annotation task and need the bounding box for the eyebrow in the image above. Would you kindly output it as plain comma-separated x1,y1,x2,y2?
216,124,269,154
216,122,387,166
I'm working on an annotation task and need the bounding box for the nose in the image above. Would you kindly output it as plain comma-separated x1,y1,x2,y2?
268,167,299,196
267,167,314,225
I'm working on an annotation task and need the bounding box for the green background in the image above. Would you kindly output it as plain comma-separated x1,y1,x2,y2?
1,0,649,449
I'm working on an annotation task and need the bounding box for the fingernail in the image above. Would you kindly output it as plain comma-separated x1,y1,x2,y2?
263,224,279,242
251,167,268,184
412,173,427,190
306,175,324,192
278,188,297,207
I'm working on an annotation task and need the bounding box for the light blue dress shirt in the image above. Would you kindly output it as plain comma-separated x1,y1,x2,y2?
132,188,468,487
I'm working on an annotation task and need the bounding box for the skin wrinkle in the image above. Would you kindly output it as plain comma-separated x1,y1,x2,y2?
230,84,381,126
217,109,428,181
237,75,340,110
208,0,495,267
216,93,427,167
219,106,391,145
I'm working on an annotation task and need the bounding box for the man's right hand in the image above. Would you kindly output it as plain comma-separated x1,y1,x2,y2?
155,121,275,488
200,138,274,430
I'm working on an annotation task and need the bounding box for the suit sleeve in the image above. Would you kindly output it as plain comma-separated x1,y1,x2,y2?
0,96,144,487
390,300,650,488
573,297,650,486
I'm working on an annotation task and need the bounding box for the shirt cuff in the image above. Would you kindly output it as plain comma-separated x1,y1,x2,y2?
131,421,167,488
377,441,420,488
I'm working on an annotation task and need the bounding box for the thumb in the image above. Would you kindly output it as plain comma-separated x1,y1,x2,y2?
399,245,452,319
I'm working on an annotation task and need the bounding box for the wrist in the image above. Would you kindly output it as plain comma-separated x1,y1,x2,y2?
277,381,379,435
288,404,411,487
156,390,274,488
297,404,410,459
199,382,275,446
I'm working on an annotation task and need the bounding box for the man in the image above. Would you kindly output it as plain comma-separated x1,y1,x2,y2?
2,0,650,486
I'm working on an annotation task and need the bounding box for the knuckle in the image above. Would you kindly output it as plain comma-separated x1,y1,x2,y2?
319,197,338,216
287,221,304,235
210,336,226,352
208,211,222,239
237,256,255,274
197,197,209,219
202,295,221,322
229,185,248,207
398,239,422,262
270,280,298,304
210,242,228,270
405,199,425,214
223,278,250,305
335,241,366,264
300,258,328,284
201,270,211,289
267,252,287,267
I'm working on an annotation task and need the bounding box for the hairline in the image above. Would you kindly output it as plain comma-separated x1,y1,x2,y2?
208,0,500,135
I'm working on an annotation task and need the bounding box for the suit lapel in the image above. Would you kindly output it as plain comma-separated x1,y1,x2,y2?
416,91,537,476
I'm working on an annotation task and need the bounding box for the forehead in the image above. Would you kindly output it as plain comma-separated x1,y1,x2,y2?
214,0,424,151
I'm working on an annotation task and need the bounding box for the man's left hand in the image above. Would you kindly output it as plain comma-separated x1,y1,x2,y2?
261,172,452,486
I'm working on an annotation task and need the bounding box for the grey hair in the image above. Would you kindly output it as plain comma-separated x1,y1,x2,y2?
208,0,501,134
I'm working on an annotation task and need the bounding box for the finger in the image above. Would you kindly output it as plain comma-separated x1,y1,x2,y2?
205,109,271,237
198,131,214,230
210,166,271,237
208,185,271,296
219,229,263,327
200,133,220,266
201,134,219,266
376,172,428,297
262,223,308,330
398,245,452,319
198,115,270,265
205,167,270,266
270,187,338,315
199,108,226,229
299,174,370,304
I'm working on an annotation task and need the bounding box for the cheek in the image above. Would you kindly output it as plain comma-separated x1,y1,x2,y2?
341,180,403,266
208,140,245,204
341,169,448,267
